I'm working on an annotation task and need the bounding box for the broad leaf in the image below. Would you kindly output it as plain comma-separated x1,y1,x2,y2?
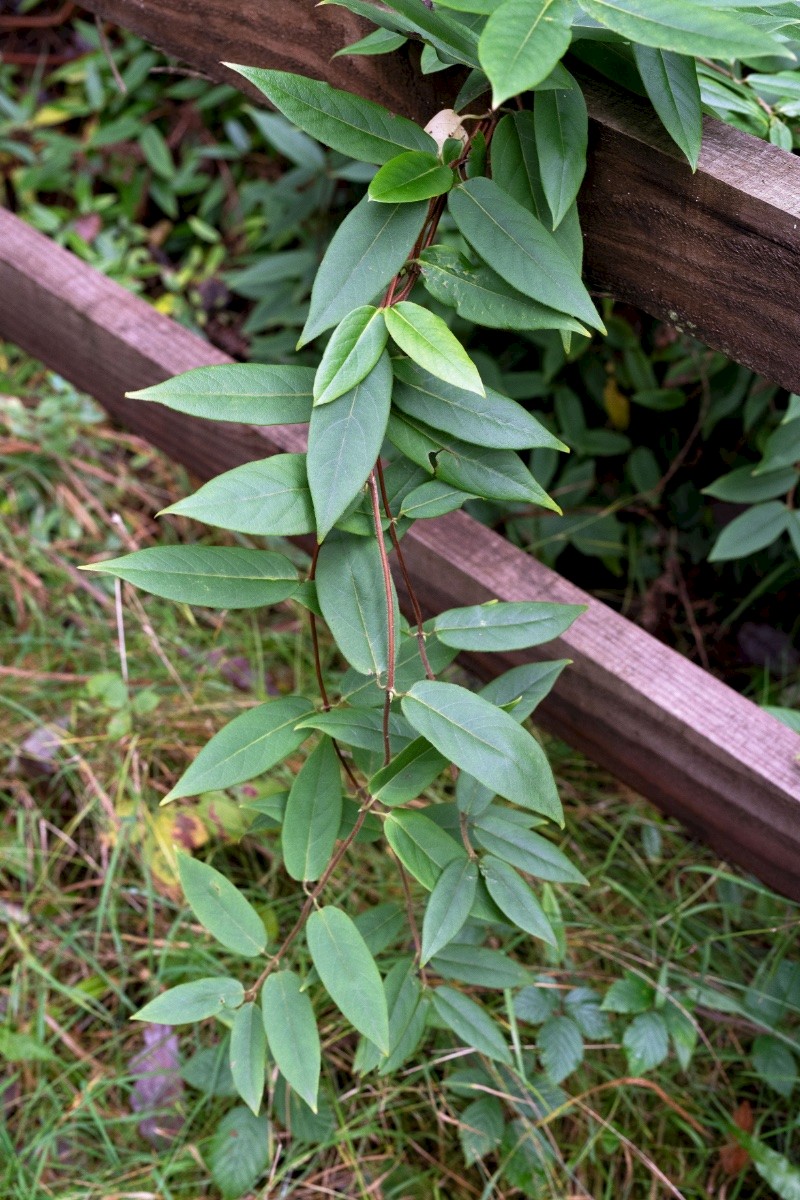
534,80,588,228
378,964,428,1075
752,1034,798,1098
306,907,390,1052
313,307,388,406
296,706,414,753
165,696,313,802
633,46,701,168
431,986,511,1064
262,970,321,1112
281,737,343,882
480,855,556,944
385,302,485,396
127,363,315,424
731,1129,800,1200
432,600,585,651
472,809,586,882
209,1106,270,1200
316,532,399,677
431,942,528,988
229,1003,267,1115
459,1096,505,1166
479,659,571,721
622,1010,670,1073
708,501,790,561
384,809,465,891
703,465,797,503
480,0,573,108
301,195,428,344
421,858,479,963
368,737,449,806
178,854,267,956
133,978,244,1025
399,480,475,519
85,547,298,609
577,0,789,60
369,150,454,203
538,1015,584,1082
162,454,314,537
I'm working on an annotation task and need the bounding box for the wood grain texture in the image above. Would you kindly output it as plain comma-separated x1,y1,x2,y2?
1,207,798,899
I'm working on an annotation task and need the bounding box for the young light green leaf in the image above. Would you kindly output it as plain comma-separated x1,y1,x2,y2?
178,854,267,956
262,970,321,1112
369,150,454,203
479,0,573,108
534,81,588,228
225,66,436,163
132,978,244,1025
431,986,511,1064
316,532,399,677
84,547,298,609
229,1003,267,1115
313,307,388,406
368,737,449,806
301,195,427,344
306,907,390,1053
472,809,586,882
480,855,556,944
401,681,563,822
708,502,790,561
281,738,343,882
385,302,485,396
209,1106,270,1200
161,454,314,537
308,352,392,540
622,1010,670,1073
165,696,313,802
126,363,315,425
538,1015,584,1082
335,27,408,56
578,0,791,61
432,600,585,651
421,858,479,964
633,46,701,168
448,178,604,331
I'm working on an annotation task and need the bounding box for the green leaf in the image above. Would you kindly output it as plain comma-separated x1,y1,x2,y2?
262,970,321,1112
308,353,392,540
306,907,390,1053
538,1015,584,1083
209,1105,270,1200
479,660,571,721
301,195,428,345
374,0,481,65
296,706,414,754
368,737,448,806
622,1011,669,1073
281,737,343,882
602,972,655,1014
226,66,436,164
577,0,790,61
126,363,315,425
369,151,454,203
384,808,465,891
449,178,603,331
431,942,528,989
479,0,573,107
161,454,314,537
399,480,475,519
385,302,485,396
472,810,585,882
421,858,479,963
752,1034,798,1098
480,856,556,944
703,465,797,503
534,80,588,228
418,244,586,335
335,27,408,56
316,533,399,677
708,501,790,561
379,969,429,1075
515,983,560,1025
84,547,298,609
356,958,423,1075
313,307,388,406
133,978,245,1025
392,357,567,451
565,987,612,1039
432,600,585,651
730,1129,800,1200
431,986,511,1064
402,681,563,823
165,696,313,802
229,1003,267,1115
633,46,702,168
459,1096,505,1166
178,854,267,956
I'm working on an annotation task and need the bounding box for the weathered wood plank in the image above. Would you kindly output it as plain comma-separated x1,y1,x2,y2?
78,0,800,392
1,206,798,899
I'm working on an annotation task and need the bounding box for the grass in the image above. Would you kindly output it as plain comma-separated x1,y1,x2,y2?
1,346,799,1200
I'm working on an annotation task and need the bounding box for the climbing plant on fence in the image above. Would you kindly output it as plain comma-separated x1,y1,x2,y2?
84,2,796,1192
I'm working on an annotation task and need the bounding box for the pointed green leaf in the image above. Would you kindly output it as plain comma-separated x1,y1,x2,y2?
281,738,342,882
226,66,437,163
296,706,414,753
132,978,244,1025
433,600,585,652
479,660,571,722
708,502,790,561
379,963,428,1075
301,195,428,344
229,1003,267,1115
316,532,399,677
752,1034,798,1098
165,696,313,802
472,809,585,882
209,1106,270,1200
399,480,475,520
126,363,314,425
402,681,563,822
161,454,314,537
538,1015,584,1082
480,856,556,945
384,808,465,891
480,0,573,108
421,859,479,963
431,986,511,1064
369,150,454,203
578,0,790,61
313,307,388,406
262,970,321,1112
431,942,528,989
85,547,298,609
306,907,390,1053
633,46,701,168
368,737,449,806
371,0,480,65
335,27,408,56
355,957,420,1075
702,465,797,503
178,854,267,956
385,302,485,396
534,80,588,228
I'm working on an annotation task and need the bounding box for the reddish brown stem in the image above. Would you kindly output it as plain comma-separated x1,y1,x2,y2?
368,470,396,765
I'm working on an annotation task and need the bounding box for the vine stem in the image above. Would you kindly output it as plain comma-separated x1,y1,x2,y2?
368,470,396,765
376,459,435,682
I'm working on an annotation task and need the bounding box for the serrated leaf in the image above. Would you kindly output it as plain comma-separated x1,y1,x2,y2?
431,942,528,988
432,600,584,651
480,856,556,944
229,1003,267,1115
421,859,479,963
534,80,588,228
165,696,313,802
385,302,485,396
301,195,427,345
281,738,342,882
133,978,244,1025
127,363,315,424
515,983,560,1025
622,1011,669,1073
178,855,267,956
752,1034,798,1097
369,150,454,203
262,971,321,1112
161,454,314,537
471,810,585,882
368,737,449,805
578,0,791,60
431,986,511,1064
316,533,399,677
313,307,388,406
538,1015,584,1082
565,988,612,1039
480,0,573,107
460,1096,505,1166
708,501,790,561
307,907,390,1052
602,972,656,1014
209,1105,270,1200
402,681,563,822
85,547,298,609
633,46,702,168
